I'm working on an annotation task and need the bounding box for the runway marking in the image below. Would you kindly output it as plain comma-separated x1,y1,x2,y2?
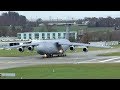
75,57,112,64
99,57,120,62
85,57,110,62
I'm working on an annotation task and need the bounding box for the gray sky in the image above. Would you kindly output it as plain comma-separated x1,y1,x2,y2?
0,11,120,20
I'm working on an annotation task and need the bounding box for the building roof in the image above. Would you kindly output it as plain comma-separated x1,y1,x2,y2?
17,31,77,34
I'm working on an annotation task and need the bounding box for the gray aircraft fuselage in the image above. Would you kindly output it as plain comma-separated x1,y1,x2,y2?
34,39,70,55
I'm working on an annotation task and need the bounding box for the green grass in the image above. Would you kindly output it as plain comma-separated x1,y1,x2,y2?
87,27,114,32
0,49,38,57
97,45,120,56
33,25,85,32
98,52,120,56
1,63,120,79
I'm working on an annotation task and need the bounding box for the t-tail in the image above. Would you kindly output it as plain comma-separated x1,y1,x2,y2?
65,24,70,40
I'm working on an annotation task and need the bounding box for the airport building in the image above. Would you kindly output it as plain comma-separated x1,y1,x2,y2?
17,32,77,40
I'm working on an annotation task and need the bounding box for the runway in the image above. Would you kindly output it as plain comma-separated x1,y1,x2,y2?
0,48,120,69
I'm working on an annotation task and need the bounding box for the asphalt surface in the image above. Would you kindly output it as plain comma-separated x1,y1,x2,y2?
0,48,120,69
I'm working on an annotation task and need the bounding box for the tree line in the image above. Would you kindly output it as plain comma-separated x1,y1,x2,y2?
1,12,120,28
77,17,120,28
0,11,33,36
0,11,26,26
78,30,120,43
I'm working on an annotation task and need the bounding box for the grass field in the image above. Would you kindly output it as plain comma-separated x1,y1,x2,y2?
0,49,38,57
97,45,120,56
1,63,120,79
33,25,87,32
98,52,120,56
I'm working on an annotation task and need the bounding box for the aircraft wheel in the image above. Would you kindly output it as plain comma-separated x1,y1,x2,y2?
46,54,50,58
50,54,53,57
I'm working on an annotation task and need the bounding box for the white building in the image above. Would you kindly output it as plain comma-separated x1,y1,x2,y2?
17,32,77,40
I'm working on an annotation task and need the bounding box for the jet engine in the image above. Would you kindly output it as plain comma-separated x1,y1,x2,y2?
28,46,34,51
70,46,75,51
18,47,24,52
83,48,88,52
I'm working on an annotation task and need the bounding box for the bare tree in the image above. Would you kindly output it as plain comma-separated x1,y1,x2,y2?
80,32,91,43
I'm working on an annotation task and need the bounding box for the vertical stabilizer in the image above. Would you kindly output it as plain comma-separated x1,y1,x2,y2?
65,24,70,40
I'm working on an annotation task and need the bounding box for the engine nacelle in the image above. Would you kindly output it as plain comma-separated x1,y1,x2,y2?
28,46,34,51
83,48,88,52
18,47,24,52
70,46,75,51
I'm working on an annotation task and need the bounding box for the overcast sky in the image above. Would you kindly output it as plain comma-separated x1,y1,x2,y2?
0,11,120,20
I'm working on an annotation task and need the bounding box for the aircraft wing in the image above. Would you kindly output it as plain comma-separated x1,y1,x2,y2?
4,43,39,49
59,42,112,48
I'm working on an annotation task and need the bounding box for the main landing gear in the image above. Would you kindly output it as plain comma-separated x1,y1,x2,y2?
43,53,67,58
57,53,66,57
43,54,53,58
